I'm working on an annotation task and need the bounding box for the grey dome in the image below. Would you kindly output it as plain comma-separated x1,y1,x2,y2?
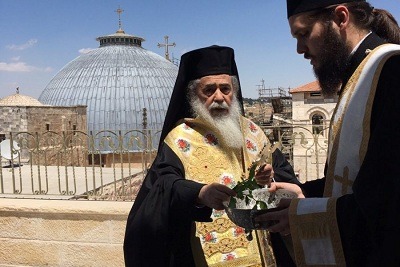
39,32,178,151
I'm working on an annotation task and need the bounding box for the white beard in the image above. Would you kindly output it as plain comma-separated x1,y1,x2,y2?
190,96,244,149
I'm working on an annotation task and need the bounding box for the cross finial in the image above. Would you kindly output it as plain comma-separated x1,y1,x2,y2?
115,6,124,29
157,36,176,61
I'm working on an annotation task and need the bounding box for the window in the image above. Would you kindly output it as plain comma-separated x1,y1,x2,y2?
312,114,324,135
46,124,50,131
310,92,322,97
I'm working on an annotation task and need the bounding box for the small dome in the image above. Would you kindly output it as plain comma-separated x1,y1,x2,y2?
0,90,44,106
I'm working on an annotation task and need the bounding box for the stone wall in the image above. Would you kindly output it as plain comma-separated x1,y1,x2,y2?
0,105,87,138
0,198,132,267
26,106,87,133
0,105,88,165
0,106,29,138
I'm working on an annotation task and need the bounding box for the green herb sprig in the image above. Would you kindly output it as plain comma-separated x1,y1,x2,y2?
228,143,279,209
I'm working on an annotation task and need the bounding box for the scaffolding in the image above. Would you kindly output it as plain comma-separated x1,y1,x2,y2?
257,79,292,122
255,80,293,160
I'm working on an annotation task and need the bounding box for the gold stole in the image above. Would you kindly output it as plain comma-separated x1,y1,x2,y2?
289,44,400,266
164,116,271,266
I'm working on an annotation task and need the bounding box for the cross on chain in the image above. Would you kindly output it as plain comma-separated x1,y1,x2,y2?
334,166,353,195
157,36,176,61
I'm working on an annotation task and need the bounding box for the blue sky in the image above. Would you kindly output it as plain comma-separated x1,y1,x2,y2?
0,0,399,99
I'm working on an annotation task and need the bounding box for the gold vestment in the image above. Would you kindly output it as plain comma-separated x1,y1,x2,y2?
165,116,274,266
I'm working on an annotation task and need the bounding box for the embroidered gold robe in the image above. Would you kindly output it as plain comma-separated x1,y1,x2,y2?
164,116,272,266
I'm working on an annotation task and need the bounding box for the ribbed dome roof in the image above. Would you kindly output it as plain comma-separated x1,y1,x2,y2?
0,90,44,106
39,30,178,151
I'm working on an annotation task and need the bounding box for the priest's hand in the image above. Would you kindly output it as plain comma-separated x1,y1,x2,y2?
254,198,292,235
253,182,304,235
255,164,274,186
197,183,237,210
269,182,305,198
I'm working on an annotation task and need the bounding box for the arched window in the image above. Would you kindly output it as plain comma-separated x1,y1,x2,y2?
312,113,324,135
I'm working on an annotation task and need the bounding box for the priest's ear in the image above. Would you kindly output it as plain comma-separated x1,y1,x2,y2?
332,5,351,30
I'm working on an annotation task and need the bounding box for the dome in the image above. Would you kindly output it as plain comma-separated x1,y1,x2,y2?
0,89,44,106
39,29,178,151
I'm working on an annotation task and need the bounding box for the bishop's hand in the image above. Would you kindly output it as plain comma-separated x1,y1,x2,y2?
197,183,237,210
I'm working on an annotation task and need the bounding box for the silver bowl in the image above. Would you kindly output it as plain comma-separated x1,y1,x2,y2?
225,206,280,230
224,189,297,230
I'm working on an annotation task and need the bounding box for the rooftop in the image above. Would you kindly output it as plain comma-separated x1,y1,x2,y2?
0,88,44,107
290,80,321,94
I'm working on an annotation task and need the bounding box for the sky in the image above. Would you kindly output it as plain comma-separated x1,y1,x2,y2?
0,0,399,100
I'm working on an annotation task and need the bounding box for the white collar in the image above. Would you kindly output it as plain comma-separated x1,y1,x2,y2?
350,31,372,56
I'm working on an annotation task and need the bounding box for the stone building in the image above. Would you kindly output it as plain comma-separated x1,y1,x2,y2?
290,81,338,182
0,89,87,165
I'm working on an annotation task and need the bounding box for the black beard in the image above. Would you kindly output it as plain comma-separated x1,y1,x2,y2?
313,22,351,97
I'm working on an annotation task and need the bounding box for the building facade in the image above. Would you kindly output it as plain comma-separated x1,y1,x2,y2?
290,81,338,182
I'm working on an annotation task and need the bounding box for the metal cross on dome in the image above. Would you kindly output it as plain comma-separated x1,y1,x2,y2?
115,6,124,30
157,36,176,62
